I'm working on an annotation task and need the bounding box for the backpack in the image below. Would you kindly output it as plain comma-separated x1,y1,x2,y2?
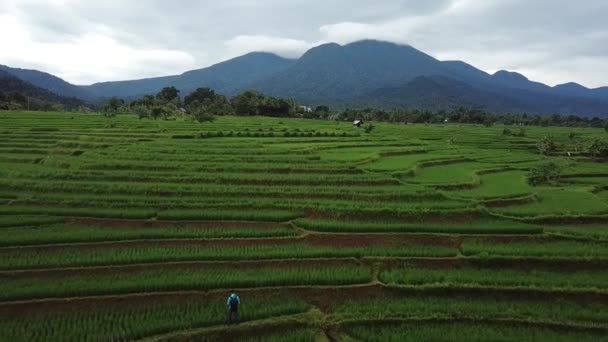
229,296,239,311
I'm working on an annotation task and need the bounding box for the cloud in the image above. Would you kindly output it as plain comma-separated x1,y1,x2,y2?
0,0,606,87
0,12,196,84
224,35,319,59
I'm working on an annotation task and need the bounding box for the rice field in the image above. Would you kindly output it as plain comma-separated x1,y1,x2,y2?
1,111,607,341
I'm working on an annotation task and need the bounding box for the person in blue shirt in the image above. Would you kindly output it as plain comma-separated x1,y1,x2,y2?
226,290,241,324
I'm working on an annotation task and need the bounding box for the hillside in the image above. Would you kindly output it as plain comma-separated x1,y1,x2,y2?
0,69,84,108
84,52,295,98
0,65,93,100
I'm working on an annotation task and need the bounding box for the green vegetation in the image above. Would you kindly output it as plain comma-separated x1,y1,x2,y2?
461,238,608,258
334,295,608,324
0,224,297,246
346,322,606,342
0,264,370,300
1,111,607,340
0,297,309,341
379,266,608,289
0,242,457,270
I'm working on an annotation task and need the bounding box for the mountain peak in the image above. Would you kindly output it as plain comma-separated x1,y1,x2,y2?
493,70,529,82
554,82,588,90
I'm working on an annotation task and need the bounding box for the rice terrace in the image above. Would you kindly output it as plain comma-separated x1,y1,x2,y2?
0,110,607,341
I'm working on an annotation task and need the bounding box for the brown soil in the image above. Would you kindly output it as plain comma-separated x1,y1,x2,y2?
304,233,460,248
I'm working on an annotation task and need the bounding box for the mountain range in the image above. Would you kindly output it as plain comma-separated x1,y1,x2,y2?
2,40,608,116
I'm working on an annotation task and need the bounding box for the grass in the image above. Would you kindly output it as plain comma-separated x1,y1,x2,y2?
0,224,298,246
494,188,608,217
449,170,532,199
0,296,309,341
240,328,317,342
461,238,608,259
0,242,457,270
294,218,543,234
379,265,608,290
334,294,608,324
0,264,371,300
0,215,64,228
345,321,607,342
2,112,608,339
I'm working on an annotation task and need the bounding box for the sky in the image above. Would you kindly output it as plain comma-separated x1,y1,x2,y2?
0,0,606,87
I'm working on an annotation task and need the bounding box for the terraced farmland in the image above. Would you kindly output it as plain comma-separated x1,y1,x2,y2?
1,111,607,341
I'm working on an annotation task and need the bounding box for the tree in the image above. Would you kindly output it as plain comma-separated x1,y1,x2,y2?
589,140,608,159
183,88,234,123
184,88,216,107
314,105,330,119
527,162,561,186
156,87,180,103
101,97,125,117
231,91,264,116
131,105,151,119
605,122,608,133
536,135,557,155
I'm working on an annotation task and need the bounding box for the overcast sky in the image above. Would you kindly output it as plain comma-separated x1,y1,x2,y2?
0,0,606,87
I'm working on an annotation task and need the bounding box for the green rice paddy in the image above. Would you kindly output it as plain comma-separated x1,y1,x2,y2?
0,111,607,341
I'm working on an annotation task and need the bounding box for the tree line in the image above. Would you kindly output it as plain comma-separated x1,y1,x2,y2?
100,87,320,122
98,86,608,130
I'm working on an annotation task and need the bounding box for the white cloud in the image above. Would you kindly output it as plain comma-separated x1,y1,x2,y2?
0,0,606,87
0,12,196,84
224,35,317,59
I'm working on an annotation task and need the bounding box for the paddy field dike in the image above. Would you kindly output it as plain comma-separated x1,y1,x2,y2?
0,111,607,341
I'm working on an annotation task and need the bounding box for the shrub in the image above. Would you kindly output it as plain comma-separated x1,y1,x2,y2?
527,162,561,186
536,135,557,155
364,124,375,134
589,139,608,159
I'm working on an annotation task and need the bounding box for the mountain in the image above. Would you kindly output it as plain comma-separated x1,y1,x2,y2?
172,52,295,95
360,74,608,115
0,69,84,108
252,40,454,102
84,52,295,98
249,40,608,116
83,75,178,99
0,65,93,100
2,39,607,116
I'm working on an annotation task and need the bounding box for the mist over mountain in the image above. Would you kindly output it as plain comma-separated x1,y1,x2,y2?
2,40,607,116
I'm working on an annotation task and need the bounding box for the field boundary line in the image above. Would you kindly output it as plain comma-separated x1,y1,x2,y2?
4,255,608,274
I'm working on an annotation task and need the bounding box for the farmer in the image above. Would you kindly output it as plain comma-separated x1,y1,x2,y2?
226,290,241,325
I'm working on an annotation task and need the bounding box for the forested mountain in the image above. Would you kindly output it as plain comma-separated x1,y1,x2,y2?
84,52,294,98
0,65,93,100
2,40,608,116
0,69,84,109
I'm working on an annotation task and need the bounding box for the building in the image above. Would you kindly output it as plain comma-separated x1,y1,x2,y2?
299,106,313,113
353,120,364,128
